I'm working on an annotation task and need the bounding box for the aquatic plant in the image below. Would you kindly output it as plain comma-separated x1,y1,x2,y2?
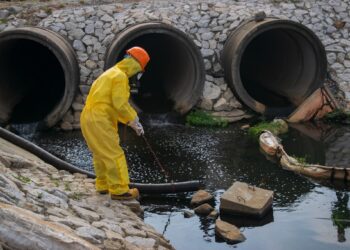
186,110,228,127
248,119,288,139
323,109,350,124
291,154,319,166
293,156,308,165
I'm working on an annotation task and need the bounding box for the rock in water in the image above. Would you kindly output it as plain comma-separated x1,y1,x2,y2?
215,219,246,243
190,190,214,206
208,210,219,219
194,203,214,215
183,210,194,218
220,181,273,218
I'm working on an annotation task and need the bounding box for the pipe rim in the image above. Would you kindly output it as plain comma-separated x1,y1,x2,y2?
225,19,327,114
105,22,205,114
0,27,79,127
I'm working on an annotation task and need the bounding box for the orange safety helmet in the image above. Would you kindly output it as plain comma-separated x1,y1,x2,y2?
126,46,150,71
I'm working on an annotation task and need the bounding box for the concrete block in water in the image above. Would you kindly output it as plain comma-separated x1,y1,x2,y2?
220,182,273,218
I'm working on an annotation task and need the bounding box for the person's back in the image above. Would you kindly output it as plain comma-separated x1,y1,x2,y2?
84,58,139,125
85,66,127,110
80,46,150,200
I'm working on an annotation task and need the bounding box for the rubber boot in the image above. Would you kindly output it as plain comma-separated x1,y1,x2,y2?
111,188,140,200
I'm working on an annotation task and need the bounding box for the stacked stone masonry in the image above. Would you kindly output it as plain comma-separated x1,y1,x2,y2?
0,0,350,130
0,137,174,249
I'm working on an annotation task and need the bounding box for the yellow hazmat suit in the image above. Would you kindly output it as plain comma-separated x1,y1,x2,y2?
81,57,141,195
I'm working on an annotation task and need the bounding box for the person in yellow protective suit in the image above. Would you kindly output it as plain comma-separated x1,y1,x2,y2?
80,46,150,200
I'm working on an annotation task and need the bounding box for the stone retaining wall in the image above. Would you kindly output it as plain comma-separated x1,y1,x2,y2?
0,136,173,249
0,0,350,129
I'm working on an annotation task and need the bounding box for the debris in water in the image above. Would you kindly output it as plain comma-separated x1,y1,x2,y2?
240,124,250,130
287,87,338,123
259,130,350,181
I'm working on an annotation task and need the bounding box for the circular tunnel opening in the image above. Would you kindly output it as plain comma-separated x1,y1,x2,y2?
222,19,327,117
105,22,205,114
0,27,79,127
0,39,65,123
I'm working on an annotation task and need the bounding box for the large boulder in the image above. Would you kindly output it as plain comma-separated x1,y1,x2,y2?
220,182,273,218
0,202,99,250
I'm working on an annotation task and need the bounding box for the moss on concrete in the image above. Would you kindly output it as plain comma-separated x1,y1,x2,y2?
186,110,228,127
248,119,288,139
323,109,350,124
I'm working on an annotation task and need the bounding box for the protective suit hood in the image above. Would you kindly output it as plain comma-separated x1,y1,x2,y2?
115,57,142,78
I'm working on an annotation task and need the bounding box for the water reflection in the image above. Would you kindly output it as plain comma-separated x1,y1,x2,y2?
288,122,350,168
332,192,350,243
220,212,274,228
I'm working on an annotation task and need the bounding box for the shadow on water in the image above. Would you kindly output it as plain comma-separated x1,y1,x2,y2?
331,192,350,243
9,117,350,250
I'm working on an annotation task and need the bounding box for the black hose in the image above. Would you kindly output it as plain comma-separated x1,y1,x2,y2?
0,127,203,193
130,181,203,194
0,126,92,176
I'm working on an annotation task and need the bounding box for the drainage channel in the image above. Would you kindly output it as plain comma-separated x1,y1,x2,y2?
9,120,350,250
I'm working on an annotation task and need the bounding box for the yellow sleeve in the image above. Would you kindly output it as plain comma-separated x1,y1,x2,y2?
111,75,137,124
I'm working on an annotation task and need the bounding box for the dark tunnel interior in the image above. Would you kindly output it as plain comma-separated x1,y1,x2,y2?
113,33,195,114
0,39,65,124
240,28,318,116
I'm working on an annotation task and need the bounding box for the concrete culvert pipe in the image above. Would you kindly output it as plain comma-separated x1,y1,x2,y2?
222,18,327,117
0,27,79,127
105,22,205,114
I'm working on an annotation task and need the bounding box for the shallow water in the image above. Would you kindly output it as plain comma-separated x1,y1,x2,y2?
13,120,350,249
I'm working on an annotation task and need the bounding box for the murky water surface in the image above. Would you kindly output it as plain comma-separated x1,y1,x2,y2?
15,120,350,250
